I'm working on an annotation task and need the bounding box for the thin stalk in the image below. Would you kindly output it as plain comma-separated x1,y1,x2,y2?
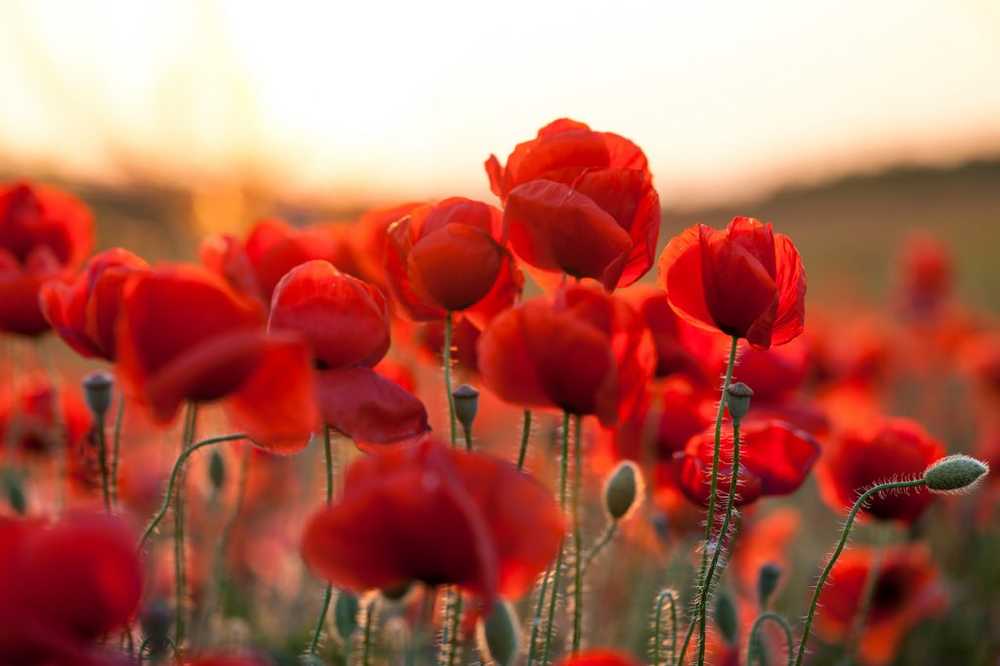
444,587,464,666
517,409,532,470
678,335,739,666
526,564,553,665
697,415,743,665
582,521,618,575
94,411,111,512
541,412,572,664
793,478,927,666
362,594,378,666
443,311,457,447
839,528,890,665
571,414,583,653
211,445,251,623
653,589,678,666
307,426,336,655
748,612,793,666
110,389,125,509
173,403,198,649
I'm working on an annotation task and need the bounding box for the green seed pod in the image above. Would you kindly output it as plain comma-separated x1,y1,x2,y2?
4,474,26,515
82,371,114,420
603,460,643,520
923,454,989,493
756,562,782,608
453,384,480,432
725,382,753,421
476,600,520,666
208,449,226,491
334,590,360,641
713,590,739,646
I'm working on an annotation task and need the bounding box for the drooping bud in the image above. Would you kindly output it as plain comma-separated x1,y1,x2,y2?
476,600,520,666
334,590,360,642
208,449,226,491
725,382,753,421
82,371,114,420
603,460,643,521
923,454,989,493
713,590,739,646
756,562,782,608
453,384,480,432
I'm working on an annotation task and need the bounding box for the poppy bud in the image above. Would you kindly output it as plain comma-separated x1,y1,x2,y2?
3,471,26,514
713,590,739,646
923,454,989,493
725,382,753,421
82,371,114,420
756,562,782,607
334,590,360,642
140,598,172,660
603,460,642,520
453,384,480,433
477,600,520,666
208,449,226,491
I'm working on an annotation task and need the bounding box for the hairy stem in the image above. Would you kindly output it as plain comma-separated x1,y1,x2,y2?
443,311,457,447
582,522,618,575
517,409,532,470
94,411,111,513
571,414,584,654
307,426,336,655
541,412,573,664
748,612,793,666
653,589,678,666
110,390,125,509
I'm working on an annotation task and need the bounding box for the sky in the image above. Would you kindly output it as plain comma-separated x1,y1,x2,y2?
1,0,999,210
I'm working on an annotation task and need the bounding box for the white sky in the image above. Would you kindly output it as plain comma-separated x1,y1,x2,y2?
1,0,998,209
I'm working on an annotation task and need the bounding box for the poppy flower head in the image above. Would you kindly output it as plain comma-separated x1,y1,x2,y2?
301,439,563,603
0,374,92,458
896,232,952,317
554,649,643,666
0,181,94,336
268,259,390,370
817,418,944,524
487,119,660,290
40,247,150,361
659,217,805,349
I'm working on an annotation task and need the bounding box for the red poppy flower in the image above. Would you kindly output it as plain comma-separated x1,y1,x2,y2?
674,420,820,507
486,118,660,290
0,181,93,336
658,217,806,349
184,655,272,666
353,202,422,285
478,282,655,426
816,545,946,666
629,286,718,383
301,439,564,603
385,197,521,320
268,260,429,445
39,248,150,361
554,649,642,666
816,418,944,524
0,513,141,664
0,374,91,459
896,232,951,317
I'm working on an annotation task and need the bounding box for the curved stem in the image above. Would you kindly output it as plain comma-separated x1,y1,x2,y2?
582,521,618,575
678,335,739,666
653,589,678,666
793,479,926,666
443,311,457,447
697,415,743,665
94,412,111,512
110,390,125,509
571,414,584,654
308,426,336,655
517,409,532,470
748,612,793,666
173,403,198,650
541,412,573,664
137,430,250,551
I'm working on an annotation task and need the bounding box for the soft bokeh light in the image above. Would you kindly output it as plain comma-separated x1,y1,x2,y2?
1,0,998,208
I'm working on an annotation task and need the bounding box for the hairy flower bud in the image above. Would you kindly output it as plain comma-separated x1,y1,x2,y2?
756,562,782,607
725,382,754,421
603,460,643,520
923,454,989,493
82,371,114,420
476,600,520,666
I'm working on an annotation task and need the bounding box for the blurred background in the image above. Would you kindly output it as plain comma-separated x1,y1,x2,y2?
1,0,998,311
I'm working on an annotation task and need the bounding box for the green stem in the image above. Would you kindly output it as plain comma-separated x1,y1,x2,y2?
445,588,464,666
517,409,532,470
541,412,572,664
362,594,377,666
653,589,678,666
110,389,125,509
678,335,739,666
308,426,336,655
748,612,793,666
571,414,583,654
793,479,927,666
94,412,111,513
173,403,198,650
697,414,743,665
526,563,553,665
212,445,251,622
443,311,457,447
582,521,618,575
839,529,890,665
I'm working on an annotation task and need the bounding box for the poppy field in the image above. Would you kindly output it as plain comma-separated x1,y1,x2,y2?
0,118,997,666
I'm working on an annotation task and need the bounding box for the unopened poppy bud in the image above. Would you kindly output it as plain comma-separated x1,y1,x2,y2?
713,590,739,646
334,590,359,641
82,371,114,419
725,382,753,421
476,600,520,666
603,460,642,520
923,454,989,493
208,449,226,491
453,384,480,432
140,598,172,659
756,562,782,607
4,472,26,515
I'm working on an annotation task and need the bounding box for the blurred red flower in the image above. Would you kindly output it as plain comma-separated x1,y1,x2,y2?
478,282,655,426
658,216,805,349
896,232,952,318
628,286,718,384
0,181,93,336
817,418,944,524
301,439,564,603
674,420,820,507
385,197,521,322
0,373,91,459
0,513,141,664
554,649,642,666
487,118,660,290
268,260,429,446
816,544,946,665
184,655,272,666
40,247,150,361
